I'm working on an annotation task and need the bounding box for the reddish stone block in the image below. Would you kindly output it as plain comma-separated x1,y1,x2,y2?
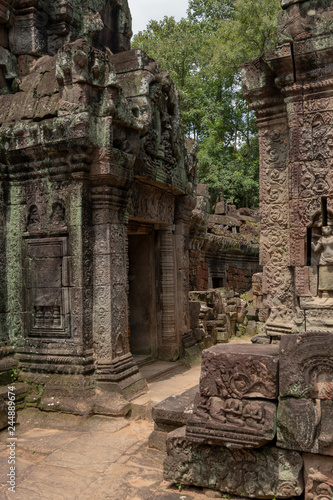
277,399,333,456
187,393,277,449
280,332,333,399
304,453,333,500
199,344,279,400
165,427,304,499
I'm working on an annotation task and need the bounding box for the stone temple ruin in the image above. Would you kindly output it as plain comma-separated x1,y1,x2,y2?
0,0,333,498
163,0,333,498
0,0,197,412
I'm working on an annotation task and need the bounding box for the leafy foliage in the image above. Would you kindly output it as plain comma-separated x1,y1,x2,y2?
133,0,281,208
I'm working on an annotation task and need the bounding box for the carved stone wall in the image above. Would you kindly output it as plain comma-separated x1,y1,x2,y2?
164,2,333,499
242,0,333,337
0,1,195,410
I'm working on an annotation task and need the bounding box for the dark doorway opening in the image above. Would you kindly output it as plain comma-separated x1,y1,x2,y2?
212,277,224,288
128,227,157,358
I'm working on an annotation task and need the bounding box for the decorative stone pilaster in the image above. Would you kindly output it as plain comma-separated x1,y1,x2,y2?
174,195,196,338
159,226,179,361
92,186,147,398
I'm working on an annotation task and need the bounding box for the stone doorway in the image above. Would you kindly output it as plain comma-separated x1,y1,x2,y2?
128,223,159,360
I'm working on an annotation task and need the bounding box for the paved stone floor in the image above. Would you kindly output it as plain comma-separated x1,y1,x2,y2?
0,344,252,500
0,406,241,500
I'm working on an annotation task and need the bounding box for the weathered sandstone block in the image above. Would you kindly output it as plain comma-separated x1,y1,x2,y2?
277,399,333,456
164,427,304,499
186,393,276,448
199,344,279,400
280,332,333,399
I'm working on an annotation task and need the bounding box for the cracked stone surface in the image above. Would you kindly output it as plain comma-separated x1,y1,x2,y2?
0,408,248,500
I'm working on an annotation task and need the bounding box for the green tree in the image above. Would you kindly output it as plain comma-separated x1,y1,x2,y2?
132,0,281,208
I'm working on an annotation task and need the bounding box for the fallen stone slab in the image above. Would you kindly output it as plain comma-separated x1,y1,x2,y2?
149,385,198,451
164,427,304,499
152,385,198,429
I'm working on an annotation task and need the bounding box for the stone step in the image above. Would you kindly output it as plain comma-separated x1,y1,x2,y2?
139,360,184,383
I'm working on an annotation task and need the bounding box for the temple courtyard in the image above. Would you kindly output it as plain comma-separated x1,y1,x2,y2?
0,361,246,500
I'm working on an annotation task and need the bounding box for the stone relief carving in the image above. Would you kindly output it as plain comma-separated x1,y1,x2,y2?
187,393,276,448
130,182,174,224
165,428,303,499
311,226,333,296
259,127,288,170
304,454,333,500
26,237,70,339
50,201,66,227
199,345,279,400
27,205,41,230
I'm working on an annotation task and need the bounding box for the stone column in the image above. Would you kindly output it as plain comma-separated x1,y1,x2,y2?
159,226,179,361
92,186,147,398
174,195,195,339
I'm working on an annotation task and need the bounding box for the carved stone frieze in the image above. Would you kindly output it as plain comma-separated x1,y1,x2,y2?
295,266,311,297
261,166,288,204
259,125,288,170
291,161,333,199
260,229,290,266
199,344,279,400
261,203,289,230
164,427,304,499
187,393,276,448
130,182,174,224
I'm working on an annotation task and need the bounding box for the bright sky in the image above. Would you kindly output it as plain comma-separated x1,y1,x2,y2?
128,0,189,35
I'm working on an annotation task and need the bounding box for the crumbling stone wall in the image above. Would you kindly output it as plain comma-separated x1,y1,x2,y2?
165,331,333,499
189,183,261,294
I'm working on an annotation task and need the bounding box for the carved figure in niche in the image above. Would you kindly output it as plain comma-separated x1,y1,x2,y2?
209,397,227,423
50,202,65,226
312,226,333,297
27,205,40,229
311,370,333,399
195,396,211,419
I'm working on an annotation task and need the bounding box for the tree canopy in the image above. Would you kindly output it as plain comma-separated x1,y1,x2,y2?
133,0,281,208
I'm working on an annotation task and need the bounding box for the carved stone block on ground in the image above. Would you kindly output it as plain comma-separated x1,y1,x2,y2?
186,393,276,448
280,332,333,399
164,427,304,499
304,453,333,500
277,399,333,456
152,386,197,430
199,344,279,400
